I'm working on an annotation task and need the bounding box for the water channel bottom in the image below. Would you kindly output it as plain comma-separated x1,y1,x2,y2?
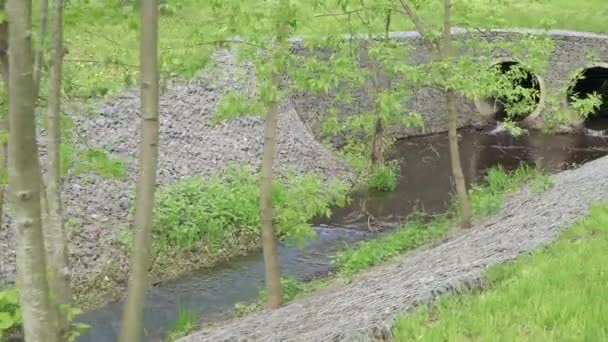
77,129,608,342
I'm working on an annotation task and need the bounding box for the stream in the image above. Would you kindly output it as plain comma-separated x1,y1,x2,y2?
76,128,608,342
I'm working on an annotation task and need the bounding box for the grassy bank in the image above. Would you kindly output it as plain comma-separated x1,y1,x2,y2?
69,166,349,311
393,202,608,341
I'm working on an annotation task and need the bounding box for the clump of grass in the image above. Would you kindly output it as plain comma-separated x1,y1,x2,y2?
393,202,608,341
368,162,399,192
468,164,552,217
335,219,450,276
165,307,198,342
234,277,329,316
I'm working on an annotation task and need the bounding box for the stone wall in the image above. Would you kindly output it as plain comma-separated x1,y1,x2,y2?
288,29,608,139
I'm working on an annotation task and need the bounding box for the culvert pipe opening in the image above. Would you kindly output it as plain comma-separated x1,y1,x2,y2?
568,66,608,130
474,61,543,122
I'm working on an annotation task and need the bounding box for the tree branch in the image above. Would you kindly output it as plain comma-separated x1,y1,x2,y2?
398,0,440,53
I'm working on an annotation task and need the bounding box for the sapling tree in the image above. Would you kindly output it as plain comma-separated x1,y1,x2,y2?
5,0,58,339
209,0,327,308
292,0,424,192
45,0,73,337
119,0,161,339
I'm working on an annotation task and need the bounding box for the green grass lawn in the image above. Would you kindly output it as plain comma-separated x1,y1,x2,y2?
59,0,608,100
393,202,608,341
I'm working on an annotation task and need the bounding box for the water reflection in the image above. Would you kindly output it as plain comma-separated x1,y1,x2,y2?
324,129,608,225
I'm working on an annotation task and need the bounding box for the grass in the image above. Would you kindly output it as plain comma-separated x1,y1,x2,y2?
468,164,553,218
368,162,399,192
234,277,330,317
56,0,608,103
165,307,199,342
393,202,608,341
335,219,451,276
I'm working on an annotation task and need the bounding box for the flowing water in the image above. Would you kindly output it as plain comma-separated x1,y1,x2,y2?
76,128,608,342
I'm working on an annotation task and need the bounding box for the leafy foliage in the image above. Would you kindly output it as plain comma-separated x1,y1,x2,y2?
152,165,350,251
0,288,21,339
0,289,88,341
393,203,608,341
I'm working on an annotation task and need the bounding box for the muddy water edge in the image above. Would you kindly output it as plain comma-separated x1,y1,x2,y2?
75,128,608,342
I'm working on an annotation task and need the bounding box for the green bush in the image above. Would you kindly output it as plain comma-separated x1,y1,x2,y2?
0,288,21,339
152,165,350,252
368,162,399,192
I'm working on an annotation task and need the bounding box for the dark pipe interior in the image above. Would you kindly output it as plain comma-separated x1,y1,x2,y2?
492,61,541,122
567,66,608,130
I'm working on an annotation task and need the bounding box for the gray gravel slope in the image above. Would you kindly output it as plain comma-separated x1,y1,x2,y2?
0,50,351,287
179,154,608,342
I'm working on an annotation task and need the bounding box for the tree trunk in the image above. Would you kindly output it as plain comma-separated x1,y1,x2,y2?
33,0,49,97
369,117,384,169
44,0,72,337
442,0,471,228
0,3,8,236
119,0,160,340
6,0,57,340
259,96,283,309
446,90,472,227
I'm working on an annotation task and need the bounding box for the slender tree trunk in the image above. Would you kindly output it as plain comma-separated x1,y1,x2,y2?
119,0,160,340
0,3,8,236
442,0,472,228
260,96,283,309
370,117,384,169
446,90,471,227
6,0,57,340
44,0,71,337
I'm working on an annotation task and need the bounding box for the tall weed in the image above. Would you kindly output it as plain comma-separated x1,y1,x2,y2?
152,165,350,252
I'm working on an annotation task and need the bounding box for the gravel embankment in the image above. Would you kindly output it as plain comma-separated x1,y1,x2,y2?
179,154,608,342
0,50,351,289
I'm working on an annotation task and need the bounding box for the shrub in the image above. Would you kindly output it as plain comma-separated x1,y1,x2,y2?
0,288,21,339
152,165,350,252
368,162,399,192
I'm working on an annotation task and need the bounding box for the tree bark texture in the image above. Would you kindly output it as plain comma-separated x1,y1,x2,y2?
33,0,49,96
6,0,57,340
260,98,283,309
44,0,72,336
443,0,472,228
369,117,384,169
446,90,472,227
119,0,160,340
